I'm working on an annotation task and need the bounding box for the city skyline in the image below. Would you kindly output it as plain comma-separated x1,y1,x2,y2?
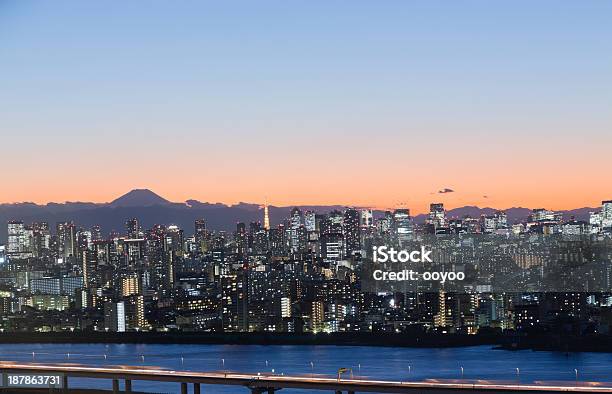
1,1,612,210
1,196,611,335
2,1,612,389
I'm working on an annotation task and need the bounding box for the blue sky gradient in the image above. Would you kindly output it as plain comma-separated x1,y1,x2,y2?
1,1,611,210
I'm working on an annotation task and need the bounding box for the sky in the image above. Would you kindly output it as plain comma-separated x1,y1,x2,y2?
1,1,611,213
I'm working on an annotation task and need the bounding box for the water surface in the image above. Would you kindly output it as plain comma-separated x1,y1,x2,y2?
1,344,611,393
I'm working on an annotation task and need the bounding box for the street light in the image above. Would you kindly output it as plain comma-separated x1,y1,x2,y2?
516,368,520,385
575,369,578,386
461,366,464,380
310,361,314,378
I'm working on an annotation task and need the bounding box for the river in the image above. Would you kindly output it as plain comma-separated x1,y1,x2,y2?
1,344,611,393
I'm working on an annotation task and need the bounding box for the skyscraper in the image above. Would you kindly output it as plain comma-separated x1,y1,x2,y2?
31,222,50,258
82,250,98,288
393,209,413,245
195,219,207,252
7,221,27,256
165,225,184,256
321,233,343,261
126,218,142,239
360,209,374,229
343,208,361,257
92,225,103,241
61,222,77,259
269,225,287,256
377,211,393,235
602,200,612,230
304,210,316,232
428,203,446,228
311,301,325,333
235,222,247,255
281,297,292,318
319,211,344,261
289,208,303,252
125,295,146,331
104,301,126,332
122,274,141,297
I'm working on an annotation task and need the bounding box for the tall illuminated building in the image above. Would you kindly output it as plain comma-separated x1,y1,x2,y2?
195,219,207,252
263,204,270,231
104,301,126,332
269,225,286,256
377,211,393,235
602,200,612,231
304,210,316,232
236,269,249,332
125,295,146,331
589,211,602,234
77,230,92,255
235,222,247,255
61,222,77,259
126,218,142,238
31,222,50,257
124,238,145,263
393,209,413,245
281,297,292,318
122,273,141,296
311,301,325,333
428,203,446,228
320,214,344,261
289,208,303,252
55,222,67,257
7,221,27,256
164,225,184,257
360,209,374,229
82,250,98,288
92,225,103,241
494,211,508,229
162,225,184,292
343,208,361,256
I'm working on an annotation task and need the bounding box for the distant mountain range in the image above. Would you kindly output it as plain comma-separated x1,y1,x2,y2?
0,189,599,242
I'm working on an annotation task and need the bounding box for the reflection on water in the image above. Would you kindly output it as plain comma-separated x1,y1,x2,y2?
0,344,611,393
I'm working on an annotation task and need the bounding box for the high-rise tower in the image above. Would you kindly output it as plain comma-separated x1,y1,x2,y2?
263,202,270,231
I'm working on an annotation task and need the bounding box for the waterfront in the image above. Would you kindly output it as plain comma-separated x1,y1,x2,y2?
1,344,612,393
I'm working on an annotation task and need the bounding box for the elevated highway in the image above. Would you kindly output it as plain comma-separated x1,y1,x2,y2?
1,362,611,394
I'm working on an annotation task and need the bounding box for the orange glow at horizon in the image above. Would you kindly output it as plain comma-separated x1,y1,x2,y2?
3,180,610,215
3,112,611,214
